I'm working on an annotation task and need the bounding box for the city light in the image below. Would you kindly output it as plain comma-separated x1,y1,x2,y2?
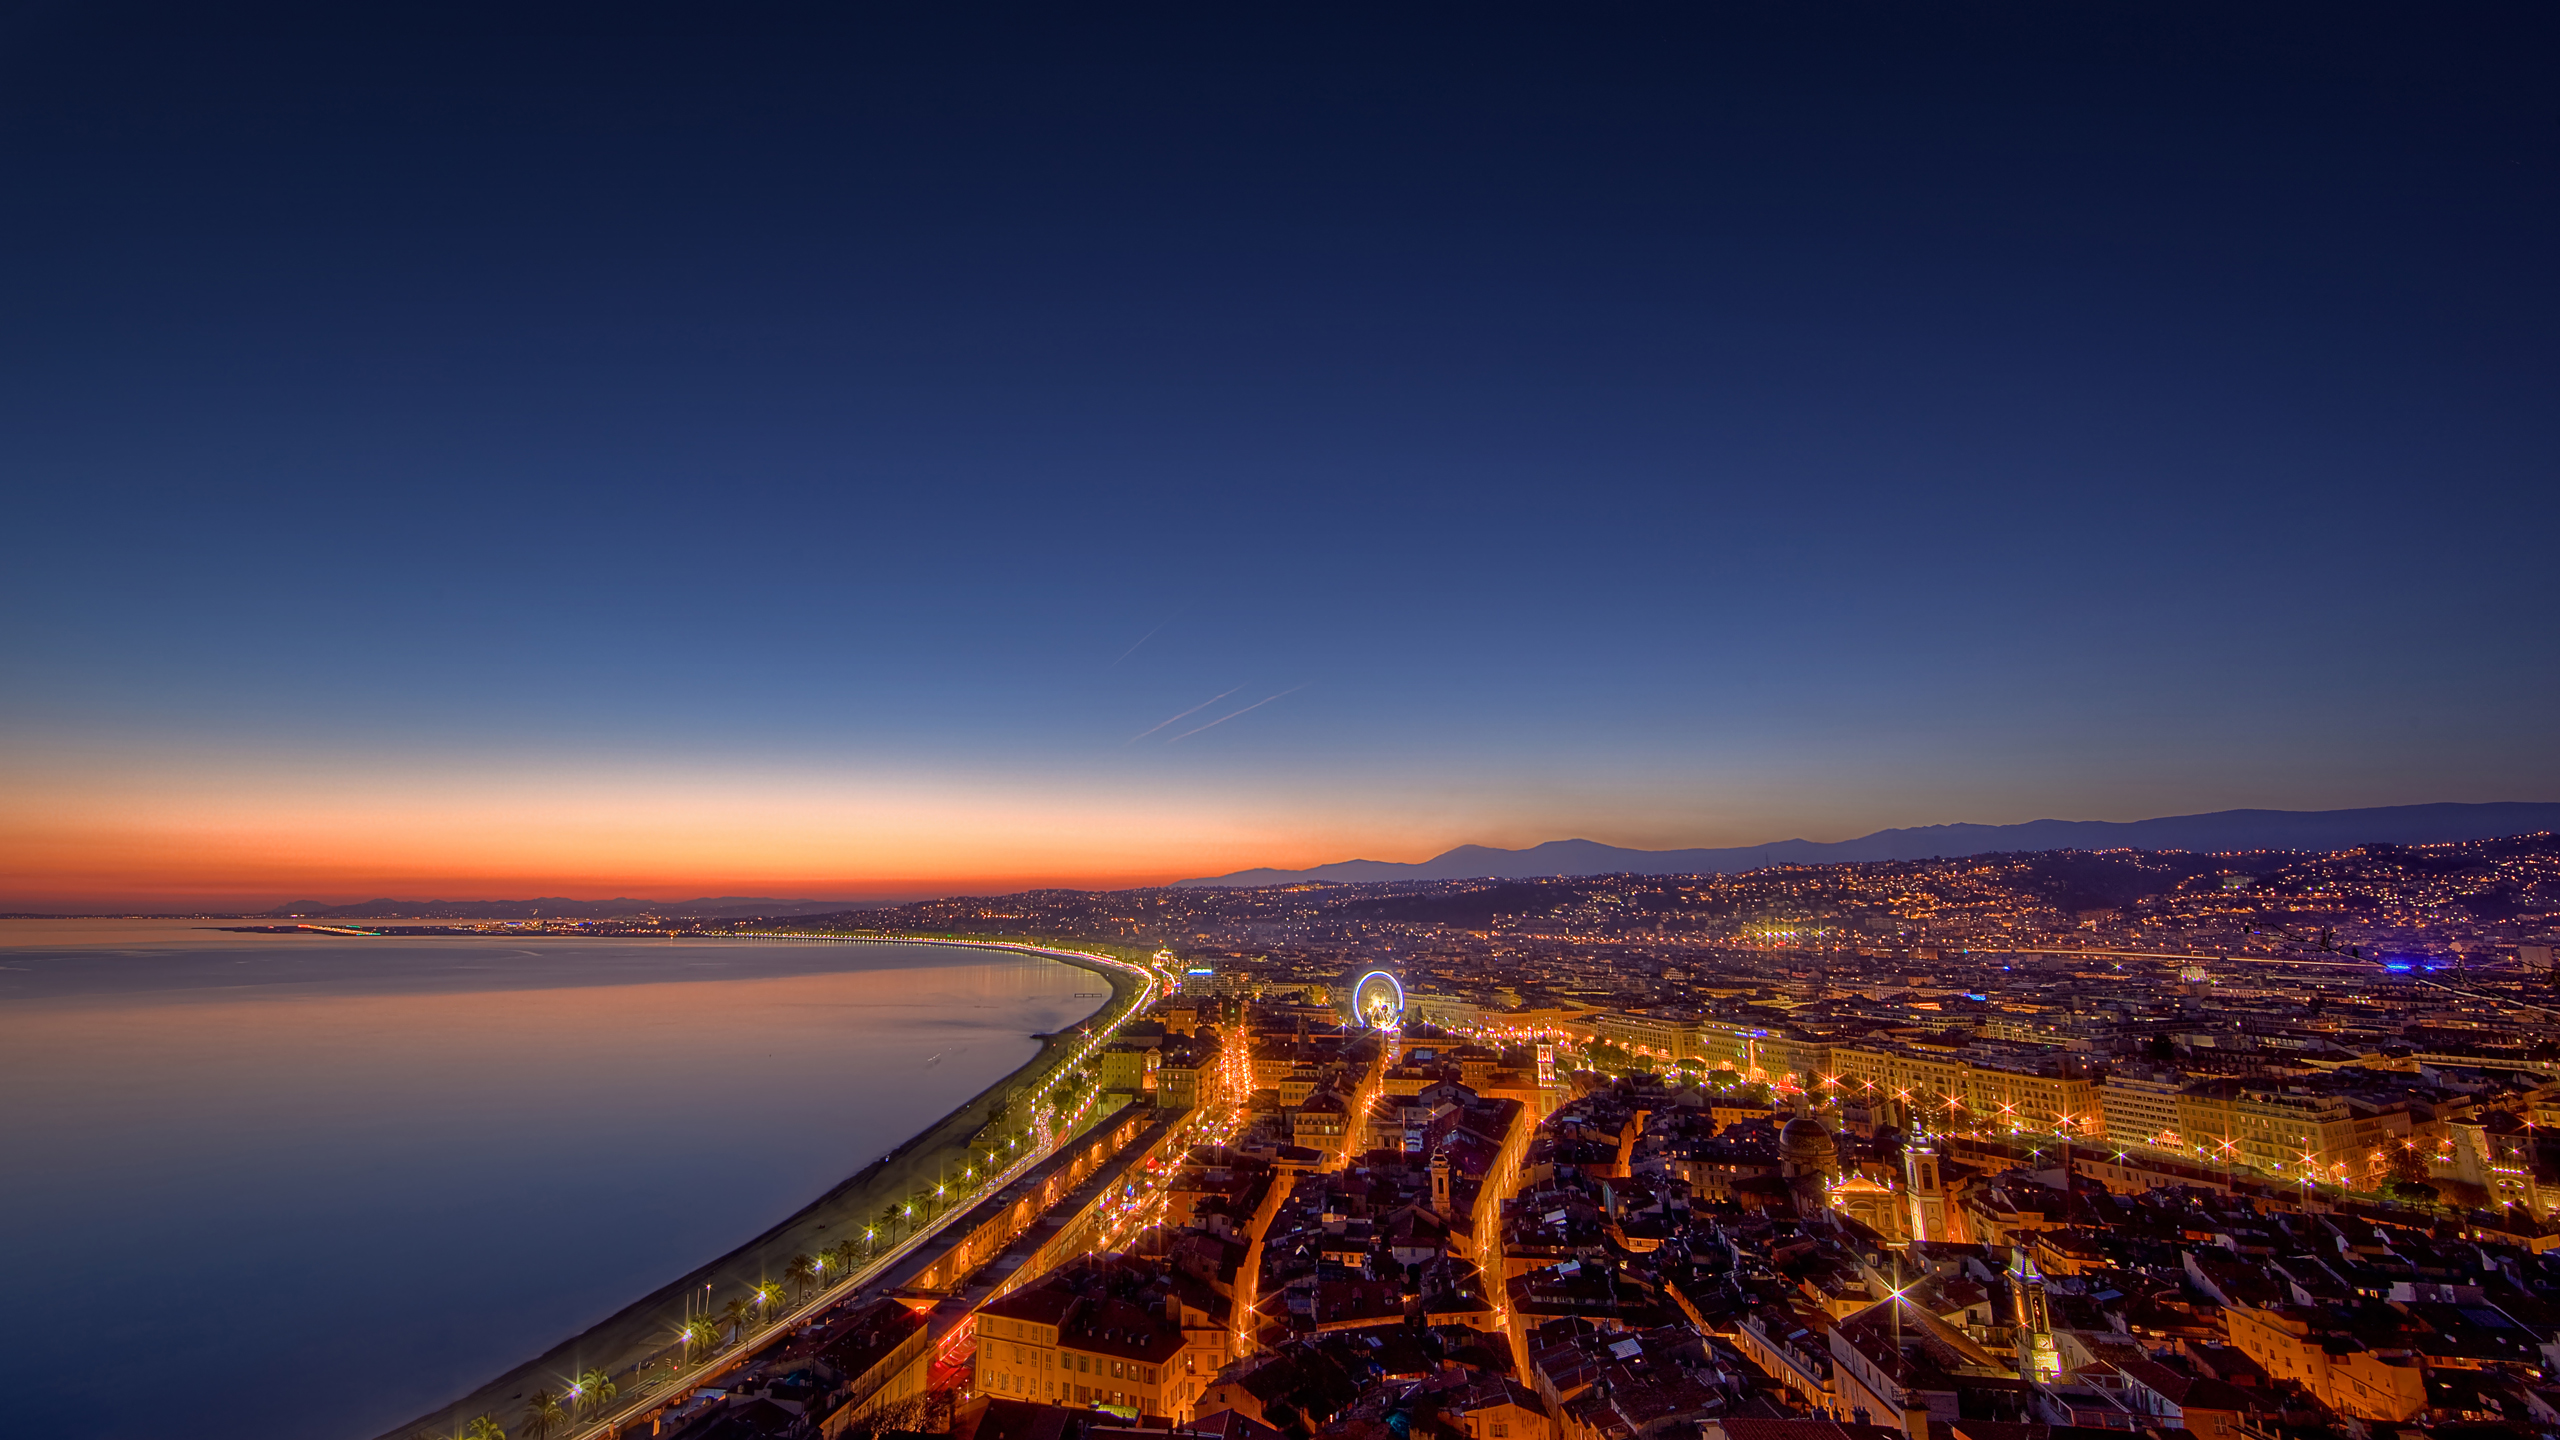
467,843,2559,1440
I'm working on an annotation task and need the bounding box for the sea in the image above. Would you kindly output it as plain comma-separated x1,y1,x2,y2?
0,920,1106,1440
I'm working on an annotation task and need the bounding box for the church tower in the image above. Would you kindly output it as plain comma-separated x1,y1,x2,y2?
2013,1245,2061,1379
1903,1141,1949,1243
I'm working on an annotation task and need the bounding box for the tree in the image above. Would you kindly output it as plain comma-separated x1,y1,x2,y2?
521,1390,567,1440
720,1295,757,1339
838,1387,943,1440
677,1317,721,1360
573,1369,618,1420
2392,1141,2432,1186
462,1416,507,1440
785,1253,816,1299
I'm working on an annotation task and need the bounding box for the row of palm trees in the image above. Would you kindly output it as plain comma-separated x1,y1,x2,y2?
424,1017,1127,1440
854,1063,1104,1250
415,1365,613,1440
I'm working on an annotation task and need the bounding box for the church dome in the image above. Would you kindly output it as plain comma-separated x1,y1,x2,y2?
1780,1114,1836,1172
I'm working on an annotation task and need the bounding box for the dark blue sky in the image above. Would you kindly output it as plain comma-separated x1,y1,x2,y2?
3,2,2554,901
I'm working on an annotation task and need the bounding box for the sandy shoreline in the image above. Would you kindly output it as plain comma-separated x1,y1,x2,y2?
374,939,1143,1440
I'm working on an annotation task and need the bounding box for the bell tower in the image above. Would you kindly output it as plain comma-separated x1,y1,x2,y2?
1903,1141,1948,1243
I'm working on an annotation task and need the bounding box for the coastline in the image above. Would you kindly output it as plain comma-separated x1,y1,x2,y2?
375,937,1147,1440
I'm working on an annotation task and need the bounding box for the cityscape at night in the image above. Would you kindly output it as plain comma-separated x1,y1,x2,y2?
170,828,2560,1440
2,5,2556,1440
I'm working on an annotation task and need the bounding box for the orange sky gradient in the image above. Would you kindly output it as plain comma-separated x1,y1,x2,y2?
0,746,1528,909
4,739,2476,912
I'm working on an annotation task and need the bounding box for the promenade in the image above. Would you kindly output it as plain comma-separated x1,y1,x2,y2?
383,940,1163,1440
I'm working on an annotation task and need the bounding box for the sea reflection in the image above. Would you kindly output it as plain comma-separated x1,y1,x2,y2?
0,921,1098,1440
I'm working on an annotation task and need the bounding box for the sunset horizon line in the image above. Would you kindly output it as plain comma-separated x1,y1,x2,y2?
15,794,2556,913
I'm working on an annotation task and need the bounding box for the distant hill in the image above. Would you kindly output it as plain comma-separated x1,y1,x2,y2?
257,896,880,920
1173,801,2560,888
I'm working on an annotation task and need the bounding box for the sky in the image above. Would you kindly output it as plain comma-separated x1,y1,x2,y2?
2,2,2555,908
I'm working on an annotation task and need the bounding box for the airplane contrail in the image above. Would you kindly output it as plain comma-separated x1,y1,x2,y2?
1166,686,1304,743
1127,685,1242,743
1109,611,1181,669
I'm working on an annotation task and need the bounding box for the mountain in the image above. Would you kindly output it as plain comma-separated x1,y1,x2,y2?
1172,801,2560,888
256,896,881,920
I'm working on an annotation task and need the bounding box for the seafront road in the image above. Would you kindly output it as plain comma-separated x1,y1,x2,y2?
390,938,1163,1440
559,939,1162,1440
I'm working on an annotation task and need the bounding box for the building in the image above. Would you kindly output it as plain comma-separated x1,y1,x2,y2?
1095,1044,1161,1099
813,1300,933,1437
2175,1082,2392,1184
2099,1070,2184,1150
1901,1143,1955,1244
1156,1032,1226,1113
1595,1010,1701,1063
2221,1305,2426,1422
1824,1042,2095,1136
1290,1090,1352,1153
973,1256,1232,1421
1780,1109,1837,1217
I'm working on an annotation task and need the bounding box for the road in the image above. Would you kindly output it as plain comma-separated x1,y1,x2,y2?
542,940,1166,1440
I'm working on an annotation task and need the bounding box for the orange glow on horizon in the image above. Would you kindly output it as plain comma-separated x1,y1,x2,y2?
0,733,1976,911
0,747,1462,909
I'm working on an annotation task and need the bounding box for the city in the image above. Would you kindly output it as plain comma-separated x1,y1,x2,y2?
6,7,2556,1440
407,829,2560,1440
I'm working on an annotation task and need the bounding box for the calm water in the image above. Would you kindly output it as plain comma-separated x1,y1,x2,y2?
0,921,1103,1440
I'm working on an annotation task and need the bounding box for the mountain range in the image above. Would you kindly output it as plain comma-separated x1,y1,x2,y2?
1172,801,2560,888
258,896,880,920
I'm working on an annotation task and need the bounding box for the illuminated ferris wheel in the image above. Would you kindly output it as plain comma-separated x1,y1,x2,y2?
1351,970,1405,1029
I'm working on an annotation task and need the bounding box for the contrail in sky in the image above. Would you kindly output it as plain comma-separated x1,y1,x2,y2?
1109,611,1180,668
1127,686,1241,743
1166,686,1304,743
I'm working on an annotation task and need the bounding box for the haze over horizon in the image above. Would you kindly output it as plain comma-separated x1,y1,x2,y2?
16,799,2560,915
3,4,2554,911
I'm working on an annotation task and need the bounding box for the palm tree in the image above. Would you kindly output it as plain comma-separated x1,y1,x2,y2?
677,1317,721,1360
785,1252,816,1299
720,1295,756,1339
462,1416,506,1440
573,1368,618,1420
751,1279,787,1316
521,1390,566,1440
